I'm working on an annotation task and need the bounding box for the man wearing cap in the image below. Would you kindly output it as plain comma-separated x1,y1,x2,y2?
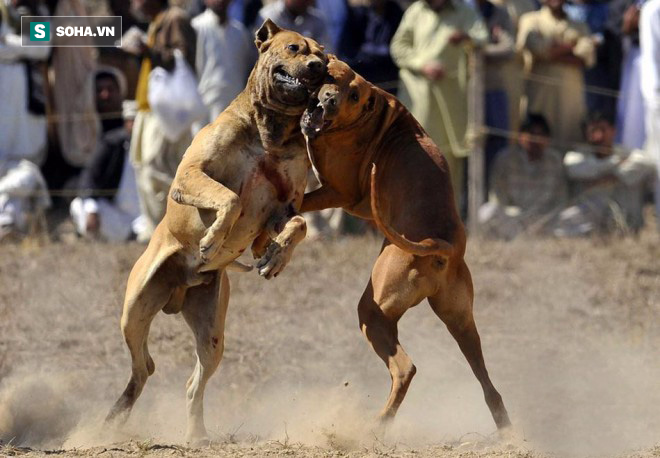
70,68,143,241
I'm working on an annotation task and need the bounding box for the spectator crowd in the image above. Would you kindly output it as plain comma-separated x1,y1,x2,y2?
0,0,658,243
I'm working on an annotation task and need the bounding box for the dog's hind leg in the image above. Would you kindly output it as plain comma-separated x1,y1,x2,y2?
106,279,170,424
106,239,182,425
181,269,229,445
428,260,511,431
358,243,433,422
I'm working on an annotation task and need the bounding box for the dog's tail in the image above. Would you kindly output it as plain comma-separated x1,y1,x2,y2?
370,163,454,258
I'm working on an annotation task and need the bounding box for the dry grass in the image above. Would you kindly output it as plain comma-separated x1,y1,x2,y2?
0,226,658,457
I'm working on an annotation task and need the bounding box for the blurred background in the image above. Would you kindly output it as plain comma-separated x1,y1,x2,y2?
0,0,658,243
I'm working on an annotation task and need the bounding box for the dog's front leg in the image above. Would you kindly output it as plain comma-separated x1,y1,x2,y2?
171,166,242,262
300,185,348,213
256,210,307,279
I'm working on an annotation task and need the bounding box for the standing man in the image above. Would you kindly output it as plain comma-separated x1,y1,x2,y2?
490,0,537,133
124,0,196,241
390,0,488,208
0,0,51,240
517,0,596,148
639,0,660,224
192,0,254,128
256,0,332,51
476,0,516,186
338,0,404,93
609,0,646,150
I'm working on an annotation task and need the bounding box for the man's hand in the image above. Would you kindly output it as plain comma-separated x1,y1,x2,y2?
587,174,619,188
491,25,503,43
421,61,446,81
121,27,148,56
86,212,100,235
623,4,640,35
122,40,148,56
449,30,469,45
547,41,575,60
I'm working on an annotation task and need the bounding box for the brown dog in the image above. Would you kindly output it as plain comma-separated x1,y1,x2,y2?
300,57,511,431
105,20,326,443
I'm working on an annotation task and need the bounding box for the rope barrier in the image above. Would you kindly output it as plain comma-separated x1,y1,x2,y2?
0,67,644,199
0,68,626,123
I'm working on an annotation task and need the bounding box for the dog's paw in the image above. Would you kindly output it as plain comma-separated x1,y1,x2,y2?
199,229,227,263
251,232,270,259
256,242,291,279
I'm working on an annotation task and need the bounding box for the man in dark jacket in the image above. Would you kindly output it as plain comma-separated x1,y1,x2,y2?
338,0,403,93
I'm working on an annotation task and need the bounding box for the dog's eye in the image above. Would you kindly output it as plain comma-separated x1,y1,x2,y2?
350,91,359,102
287,44,299,52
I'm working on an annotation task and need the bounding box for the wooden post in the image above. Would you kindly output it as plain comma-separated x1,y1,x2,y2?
467,48,485,235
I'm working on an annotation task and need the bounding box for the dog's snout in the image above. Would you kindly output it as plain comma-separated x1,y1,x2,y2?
321,90,337,107
306,58,324,74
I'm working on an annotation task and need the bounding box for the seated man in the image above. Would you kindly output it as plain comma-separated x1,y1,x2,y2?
479,113,568,239
554,111,656,236
70,68,142,241
0,159,50,241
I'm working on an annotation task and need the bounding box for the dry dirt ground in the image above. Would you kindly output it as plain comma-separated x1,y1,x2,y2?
0,225,658,458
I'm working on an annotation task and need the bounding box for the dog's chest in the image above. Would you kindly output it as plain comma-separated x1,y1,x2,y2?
237,147,305,217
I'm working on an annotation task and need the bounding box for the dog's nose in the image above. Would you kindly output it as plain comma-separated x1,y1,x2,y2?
321,91,337,107
307,58,324,74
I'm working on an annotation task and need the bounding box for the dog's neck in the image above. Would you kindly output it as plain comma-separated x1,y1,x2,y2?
251,104,303,154
246,70,306,154
310,90,399,158
306,90,404,196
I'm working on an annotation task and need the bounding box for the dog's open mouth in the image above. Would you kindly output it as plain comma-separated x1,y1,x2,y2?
273,66,306,90
301,105,332,138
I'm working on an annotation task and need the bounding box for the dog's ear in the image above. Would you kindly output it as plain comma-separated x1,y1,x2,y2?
255,19,281,52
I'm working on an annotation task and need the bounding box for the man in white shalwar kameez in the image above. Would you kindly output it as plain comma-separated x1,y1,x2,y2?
0,0,52,239
639,0,660,225
0,0,50,167
192,0,254,129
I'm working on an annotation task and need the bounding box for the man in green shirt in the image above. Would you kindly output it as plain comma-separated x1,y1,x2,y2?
390,0,488,209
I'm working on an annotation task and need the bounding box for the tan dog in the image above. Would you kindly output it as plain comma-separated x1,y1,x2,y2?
300,57,511,431
105,20,326,443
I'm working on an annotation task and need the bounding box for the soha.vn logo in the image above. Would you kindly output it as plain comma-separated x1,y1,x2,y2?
29,21,50,41
30,21,116,40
